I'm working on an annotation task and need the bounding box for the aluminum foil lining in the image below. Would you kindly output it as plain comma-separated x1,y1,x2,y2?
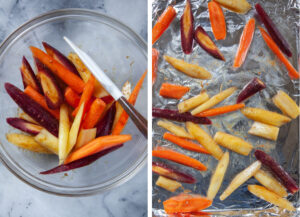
152,0,299,216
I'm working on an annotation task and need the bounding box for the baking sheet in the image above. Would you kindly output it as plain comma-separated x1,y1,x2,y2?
152,0,300,216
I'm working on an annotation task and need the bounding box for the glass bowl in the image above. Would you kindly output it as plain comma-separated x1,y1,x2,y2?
0,9,147,196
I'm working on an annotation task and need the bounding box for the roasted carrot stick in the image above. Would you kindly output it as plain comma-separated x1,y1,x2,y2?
159,83,190,99
30,46,84,93
233,18,256,68
82,98,106,129
163,132,210,154
208,1,226,40
163,193,212,214
64,134,131,164
72,75,95,116
152,48,159,85
64,87,80,108
24,86,60,119
152,6,177,45
196,103,245,117
112,70,147,135
152,147,207,171
259,27,299,79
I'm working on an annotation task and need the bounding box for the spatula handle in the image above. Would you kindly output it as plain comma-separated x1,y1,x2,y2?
118,96,148,138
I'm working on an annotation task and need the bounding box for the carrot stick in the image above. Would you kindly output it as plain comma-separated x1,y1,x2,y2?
208,1,226,40
112,70,147,135
259,27,299,79
64,87,80,108
152,6,177,45
82,98,106,129
24,86,60,119
163,132,210,154
30,46,85,93
163,193,212,214
72,75,95,116
152,147,207,171
64,134,131,164
233,18,256,68
196,103,245,117
159,83,190,99
152,48,159,85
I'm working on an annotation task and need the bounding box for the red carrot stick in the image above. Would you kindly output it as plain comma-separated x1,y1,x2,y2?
152,147,207,171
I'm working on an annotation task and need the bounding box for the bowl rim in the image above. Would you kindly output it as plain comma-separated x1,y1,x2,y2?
0,8,147,196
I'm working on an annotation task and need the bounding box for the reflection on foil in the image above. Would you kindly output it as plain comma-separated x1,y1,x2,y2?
152,0,299,216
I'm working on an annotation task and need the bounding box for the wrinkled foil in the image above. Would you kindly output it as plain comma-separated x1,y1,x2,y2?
152,0,299,216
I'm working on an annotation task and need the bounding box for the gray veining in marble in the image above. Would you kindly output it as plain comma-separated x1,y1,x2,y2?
0,0,147,216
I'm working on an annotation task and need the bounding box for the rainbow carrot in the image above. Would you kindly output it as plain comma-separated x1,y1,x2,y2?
196,103,245,117
163,133,210,154
259,27,299,79
152,147,207,171
233,18,255,68
152,6,176,44
208,1,226,40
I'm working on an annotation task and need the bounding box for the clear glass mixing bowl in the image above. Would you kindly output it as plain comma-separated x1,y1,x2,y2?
0,9,147,196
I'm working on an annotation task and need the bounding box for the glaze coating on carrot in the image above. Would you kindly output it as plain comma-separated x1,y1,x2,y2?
163,132,210,154
159,83,190,99
208,1,226,40
152,147,207,171
233,18,255,68
196,103,245,117
24,86,60,119
112,70,147,135
30,46,85,93
259,27,299,79
152,6,176,45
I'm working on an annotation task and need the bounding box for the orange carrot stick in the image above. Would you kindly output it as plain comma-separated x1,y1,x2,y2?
152,147,207,171
112,70,147,135
259,27,299,79
163,193,212,214
152,48,159,85
82,98,106,129
196,103,245,117
208,1,226,40
30,46,85,93
24,86,60,119
159,83,190,99
72,75,95,116
163,133,210,154
233,18,256,68
152,6,177,45
64,87,80,108
64,134,132,164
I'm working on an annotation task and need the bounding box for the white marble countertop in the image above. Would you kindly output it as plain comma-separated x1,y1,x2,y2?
0,0,147,216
